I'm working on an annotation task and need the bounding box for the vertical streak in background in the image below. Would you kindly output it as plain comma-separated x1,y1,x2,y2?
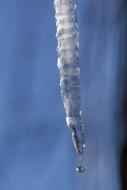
54,0,85,158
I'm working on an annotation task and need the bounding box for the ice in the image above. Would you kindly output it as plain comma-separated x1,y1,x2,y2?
54,0,85,168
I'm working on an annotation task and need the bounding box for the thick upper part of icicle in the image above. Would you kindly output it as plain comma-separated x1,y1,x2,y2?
54,0,85,155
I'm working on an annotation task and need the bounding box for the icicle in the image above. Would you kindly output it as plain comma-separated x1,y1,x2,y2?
54,0,85,173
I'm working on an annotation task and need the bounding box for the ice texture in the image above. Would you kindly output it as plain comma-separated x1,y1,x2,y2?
54,0,85,155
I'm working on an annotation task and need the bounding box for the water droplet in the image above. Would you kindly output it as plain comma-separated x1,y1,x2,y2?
76,164,86,173
83,143,85,148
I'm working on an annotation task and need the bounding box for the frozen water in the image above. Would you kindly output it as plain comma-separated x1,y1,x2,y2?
54,0,85,170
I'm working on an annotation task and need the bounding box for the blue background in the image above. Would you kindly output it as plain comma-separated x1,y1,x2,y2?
0,1,126,190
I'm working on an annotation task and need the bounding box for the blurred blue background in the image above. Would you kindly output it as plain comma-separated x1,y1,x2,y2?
0,0,127,190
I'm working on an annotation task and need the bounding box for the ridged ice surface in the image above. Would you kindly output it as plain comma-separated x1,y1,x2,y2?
54,0,85,160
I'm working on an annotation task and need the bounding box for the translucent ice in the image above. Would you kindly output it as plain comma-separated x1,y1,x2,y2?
54,0,85,159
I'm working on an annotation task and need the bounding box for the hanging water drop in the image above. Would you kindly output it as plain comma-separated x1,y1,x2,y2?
76,164,86,173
